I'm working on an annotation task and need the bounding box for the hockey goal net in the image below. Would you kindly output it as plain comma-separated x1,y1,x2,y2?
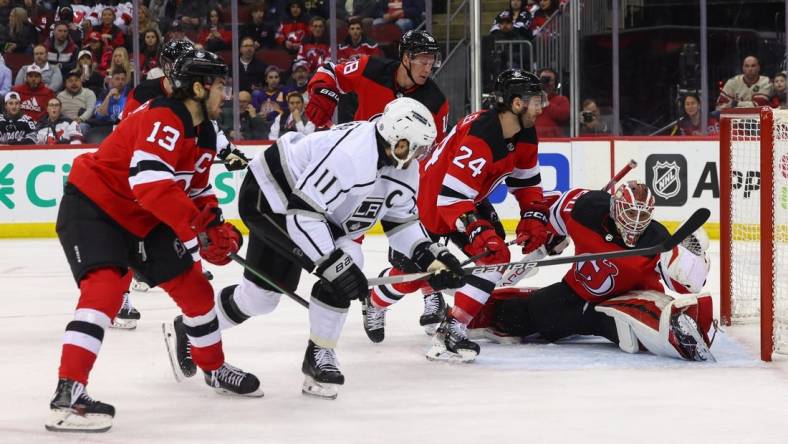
720,107,788,361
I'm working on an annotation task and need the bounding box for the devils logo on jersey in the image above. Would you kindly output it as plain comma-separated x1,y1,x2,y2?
574,259,619,297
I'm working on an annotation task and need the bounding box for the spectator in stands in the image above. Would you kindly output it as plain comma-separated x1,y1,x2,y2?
236,35,267,93
36,96,84,144
354,0,379,31
58,69,96,135
286,58,310,100
0,54,11,97
139,30,161,77
1,7,38,54
55,6,83,47
105,46,134,88
254,65,287,121
219,90,270,140
166,22,194,44
177,0,208,30
92,67,128,125
531,0,559,33
269,90,314,139
716,56,772,110
46,21,79,75
298,16,330,72
83,31,113,76
534,67,569,137
148,0,176,30
373,0,424,33
338,16,382,62
0,0,11,32
97,7,125,50
771,72,787,109
672,92,719,136
241,2,277,50
0,91,36,144
198,8,232,52
490,11,519,40
491,0,533,39
305,0,349,21
578,98,610,135
15,45,63,92
137,5,162,39
76,49,105,98
12,64,55,122
276,0,309,54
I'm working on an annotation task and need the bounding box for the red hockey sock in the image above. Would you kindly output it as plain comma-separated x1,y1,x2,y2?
59,267,131,384
369,267,423,309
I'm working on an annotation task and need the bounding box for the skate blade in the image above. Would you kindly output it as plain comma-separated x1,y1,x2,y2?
422,323,439,336
111,318,137,330
211,385,265,398
676,315,717,363
161,322,186,382
425,344,477,363
131,281,150,292
302,375,339,400
45,409,112,433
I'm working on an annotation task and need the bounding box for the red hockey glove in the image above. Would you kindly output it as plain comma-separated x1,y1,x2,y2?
190,205,243,266
516,204,550,254
305,84,339,127
463,218,510,265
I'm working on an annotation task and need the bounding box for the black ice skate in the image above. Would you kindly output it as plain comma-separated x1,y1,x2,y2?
420,292,447,335
203,363,264,397
670,312,716,362
302,340,344,400
112,292,141,329
162,315,197,381
426,315,480,363
362,295,387,343
45,379,115,433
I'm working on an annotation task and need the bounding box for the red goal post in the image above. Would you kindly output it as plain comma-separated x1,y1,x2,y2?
719,107,788,362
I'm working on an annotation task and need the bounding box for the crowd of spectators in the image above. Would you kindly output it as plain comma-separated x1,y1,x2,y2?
0,0,416,144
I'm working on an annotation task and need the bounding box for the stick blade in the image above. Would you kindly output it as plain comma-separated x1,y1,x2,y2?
662,208,711,251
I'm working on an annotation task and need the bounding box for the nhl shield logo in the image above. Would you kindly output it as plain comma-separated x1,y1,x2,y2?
651,161,681,199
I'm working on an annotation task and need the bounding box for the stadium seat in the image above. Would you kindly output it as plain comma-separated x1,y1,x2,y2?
257,48,294,71
369,23,402,45
4,53,30,78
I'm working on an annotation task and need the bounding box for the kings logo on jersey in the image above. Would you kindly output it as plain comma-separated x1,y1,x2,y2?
345,197,385,233
574,259,619,297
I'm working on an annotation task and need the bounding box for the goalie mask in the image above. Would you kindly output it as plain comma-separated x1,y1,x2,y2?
376,97,437,168
610,181,655,247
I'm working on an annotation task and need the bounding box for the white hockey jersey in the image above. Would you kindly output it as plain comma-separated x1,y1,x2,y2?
249,121,431,264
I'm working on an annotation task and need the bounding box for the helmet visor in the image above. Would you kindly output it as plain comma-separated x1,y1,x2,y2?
407,51,442,69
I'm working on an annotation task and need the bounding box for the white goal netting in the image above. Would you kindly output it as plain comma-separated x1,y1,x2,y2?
727,109,788,354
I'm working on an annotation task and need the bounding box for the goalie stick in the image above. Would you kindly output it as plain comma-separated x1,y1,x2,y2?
367,207,710,287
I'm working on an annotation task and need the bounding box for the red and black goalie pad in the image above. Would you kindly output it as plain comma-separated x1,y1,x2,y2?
467,287,537,330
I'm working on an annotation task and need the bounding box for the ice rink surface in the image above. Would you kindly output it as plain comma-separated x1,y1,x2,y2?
1,236,787,444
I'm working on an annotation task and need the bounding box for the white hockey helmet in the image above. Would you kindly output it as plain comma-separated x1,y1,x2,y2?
376,97,437,168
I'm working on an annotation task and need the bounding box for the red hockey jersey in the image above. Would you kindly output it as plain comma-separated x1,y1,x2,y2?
67,98,218,245
550,188,672,303
418,109,543,234
309,55,449,142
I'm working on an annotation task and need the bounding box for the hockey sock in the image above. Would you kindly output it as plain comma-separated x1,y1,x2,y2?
450,273,499,325
160,263,224,372
59,267,131,384
370,267,423,309
215,277,282,329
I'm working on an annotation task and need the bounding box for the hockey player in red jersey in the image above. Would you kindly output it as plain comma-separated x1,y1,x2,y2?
305,30,449,142
468,181,716,362
364,69,552,362
46,50,263,434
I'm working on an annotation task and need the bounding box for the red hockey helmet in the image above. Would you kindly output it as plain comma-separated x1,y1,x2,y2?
610,181,655,247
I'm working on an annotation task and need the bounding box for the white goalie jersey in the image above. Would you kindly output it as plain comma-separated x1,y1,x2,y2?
249,121,431,264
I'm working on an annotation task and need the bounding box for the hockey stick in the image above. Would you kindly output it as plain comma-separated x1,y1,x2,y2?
367,207,710,287
603,159,638,193
228,252,310,308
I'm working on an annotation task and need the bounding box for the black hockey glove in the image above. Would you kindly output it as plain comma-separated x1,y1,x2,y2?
217,144,250,171
411,242,466,291
315,249,368,301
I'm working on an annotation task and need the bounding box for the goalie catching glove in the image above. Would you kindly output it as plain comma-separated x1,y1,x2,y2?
190,205,243,265
411,242,466,290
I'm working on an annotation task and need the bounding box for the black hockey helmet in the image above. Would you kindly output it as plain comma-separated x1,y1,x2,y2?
159,39,196,75
398,30,441,68
169,49,228,97
493,68,547,110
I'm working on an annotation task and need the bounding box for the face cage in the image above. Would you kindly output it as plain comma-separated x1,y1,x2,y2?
612,199,653,247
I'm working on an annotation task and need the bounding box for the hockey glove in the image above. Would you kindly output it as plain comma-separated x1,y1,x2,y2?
315,249,368,301
516,204,550,254
411,242,466,290
305,84,339,127
191,205,243,265
463,218,510,265
217,144,250,171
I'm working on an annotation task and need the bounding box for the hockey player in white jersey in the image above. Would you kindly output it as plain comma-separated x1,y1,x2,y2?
163,97,466,399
